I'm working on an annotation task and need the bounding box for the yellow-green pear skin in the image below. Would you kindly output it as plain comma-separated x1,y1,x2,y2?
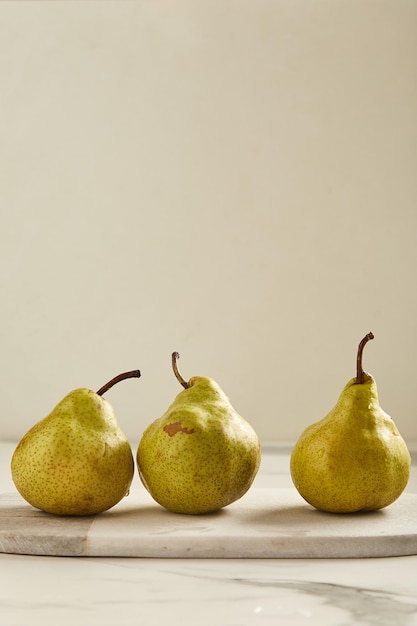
11,388,135,516
137,374,261,515
290,335,411,513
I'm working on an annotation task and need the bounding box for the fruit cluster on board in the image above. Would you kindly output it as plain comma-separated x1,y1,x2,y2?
10,333,411,517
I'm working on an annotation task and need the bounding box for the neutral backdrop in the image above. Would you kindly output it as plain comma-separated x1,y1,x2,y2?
1,0,416,448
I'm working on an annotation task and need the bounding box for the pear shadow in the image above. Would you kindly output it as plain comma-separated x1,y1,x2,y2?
241,502,387,531
100,500,227,521
0,500,96,521
0,504,43,517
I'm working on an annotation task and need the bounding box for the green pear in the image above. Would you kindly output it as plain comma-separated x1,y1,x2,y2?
290,333,411,513
11,369,141,516
137,352,261,514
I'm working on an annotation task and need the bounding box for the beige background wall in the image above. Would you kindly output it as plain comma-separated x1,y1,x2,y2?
1,0,416,446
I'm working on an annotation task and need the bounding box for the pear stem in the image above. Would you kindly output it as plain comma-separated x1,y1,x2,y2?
96,369,141,396
172,351,189,389
355,332,374,384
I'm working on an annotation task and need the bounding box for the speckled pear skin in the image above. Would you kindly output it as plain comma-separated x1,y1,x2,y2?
137,376,261,514
290,374,411,513
11,389,134,516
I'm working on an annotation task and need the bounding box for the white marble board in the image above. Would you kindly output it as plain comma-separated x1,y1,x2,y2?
1,488,417,559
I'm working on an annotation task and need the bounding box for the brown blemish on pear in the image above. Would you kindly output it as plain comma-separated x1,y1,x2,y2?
163,422,196,437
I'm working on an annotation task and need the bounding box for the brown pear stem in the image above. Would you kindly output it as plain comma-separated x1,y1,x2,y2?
355,332,374,384
96,369,141,396
172,351,189,389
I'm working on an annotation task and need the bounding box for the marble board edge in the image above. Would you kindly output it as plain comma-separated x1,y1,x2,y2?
1,489,417,559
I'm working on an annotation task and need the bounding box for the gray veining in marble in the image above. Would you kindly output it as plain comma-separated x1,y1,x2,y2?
236,579,417,626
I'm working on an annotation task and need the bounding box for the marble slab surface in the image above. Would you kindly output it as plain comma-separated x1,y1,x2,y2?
1,442,417,626
2,487,417,559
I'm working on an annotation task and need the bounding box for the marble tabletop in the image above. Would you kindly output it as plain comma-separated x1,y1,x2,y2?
1,440,416,626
